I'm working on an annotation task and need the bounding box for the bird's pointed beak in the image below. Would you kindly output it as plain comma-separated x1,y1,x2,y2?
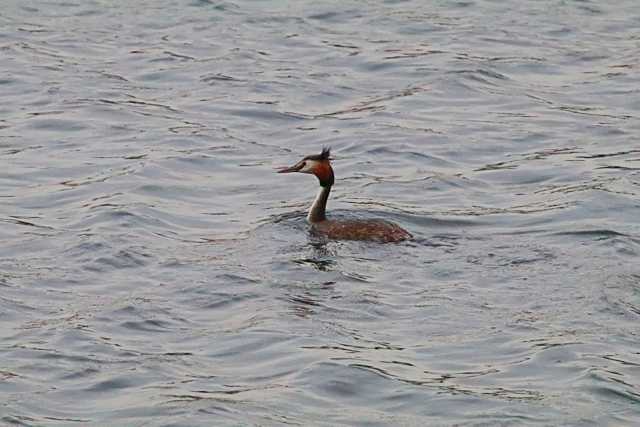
277,163,303,173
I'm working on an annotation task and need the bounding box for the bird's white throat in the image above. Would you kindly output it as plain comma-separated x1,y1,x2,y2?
307,185,331,223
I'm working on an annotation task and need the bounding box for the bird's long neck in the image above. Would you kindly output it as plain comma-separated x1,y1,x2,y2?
307,184,331,223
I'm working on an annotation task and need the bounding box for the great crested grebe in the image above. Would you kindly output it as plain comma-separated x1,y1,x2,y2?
278,147,412,243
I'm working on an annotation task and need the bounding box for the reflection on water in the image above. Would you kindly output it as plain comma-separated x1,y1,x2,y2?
1,0,640,425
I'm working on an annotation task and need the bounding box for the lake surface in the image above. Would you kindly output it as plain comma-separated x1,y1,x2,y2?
1,0,639,425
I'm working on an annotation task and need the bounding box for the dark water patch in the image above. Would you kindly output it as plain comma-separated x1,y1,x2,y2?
201,73,245,83
198,292,262,310
26,118,88,132
88,248,152,271
582,370,640,405
601,274,640,321
579,149,640,159
119,319,174,333
550,229,630,240
85,377,137,393
0,216,55,230
450,68,511,84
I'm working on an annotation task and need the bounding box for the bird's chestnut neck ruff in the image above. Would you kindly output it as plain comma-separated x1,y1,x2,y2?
314,162,334,187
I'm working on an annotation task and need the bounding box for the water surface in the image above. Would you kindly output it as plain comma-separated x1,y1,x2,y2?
1,0,640,425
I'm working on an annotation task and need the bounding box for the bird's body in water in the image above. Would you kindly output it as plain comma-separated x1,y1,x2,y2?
278,148,412,243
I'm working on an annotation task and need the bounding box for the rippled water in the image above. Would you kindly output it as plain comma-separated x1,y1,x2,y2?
2,0,640,425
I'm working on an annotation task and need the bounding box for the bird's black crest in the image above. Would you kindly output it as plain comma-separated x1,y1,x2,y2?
304,146,331,161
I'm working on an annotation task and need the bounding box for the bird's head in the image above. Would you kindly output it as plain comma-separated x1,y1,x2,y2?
277,147,334,187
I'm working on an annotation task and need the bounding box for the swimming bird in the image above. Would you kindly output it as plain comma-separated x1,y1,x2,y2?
278,147,412,242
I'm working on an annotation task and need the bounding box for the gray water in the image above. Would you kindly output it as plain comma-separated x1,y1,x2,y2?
2,0,640,425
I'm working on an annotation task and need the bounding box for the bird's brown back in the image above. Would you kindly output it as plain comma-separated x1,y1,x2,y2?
311,219,412,243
